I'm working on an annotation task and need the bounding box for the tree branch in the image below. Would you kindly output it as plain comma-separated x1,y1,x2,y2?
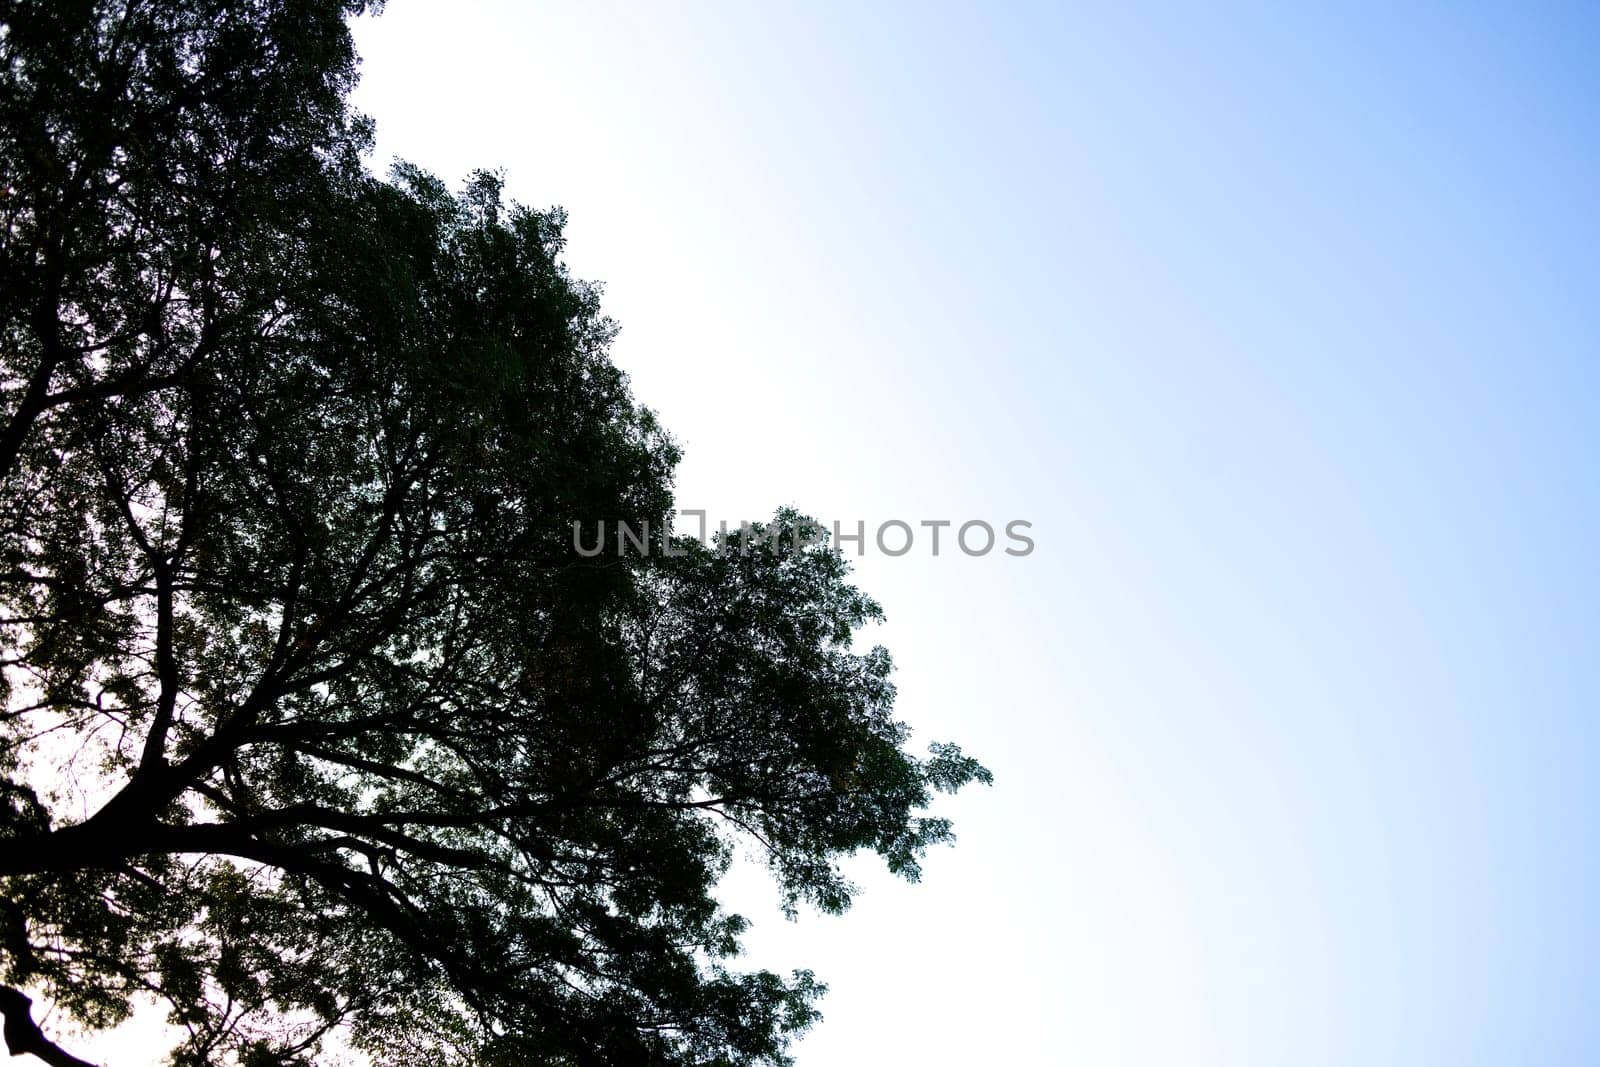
139,560,179,772
0,987,99,1067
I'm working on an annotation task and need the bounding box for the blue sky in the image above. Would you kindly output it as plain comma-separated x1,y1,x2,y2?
336,3,1600,1063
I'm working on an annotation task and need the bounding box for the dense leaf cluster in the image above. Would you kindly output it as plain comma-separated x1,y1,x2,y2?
0,3,989,1064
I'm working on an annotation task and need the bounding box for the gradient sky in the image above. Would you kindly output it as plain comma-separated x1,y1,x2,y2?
300,4,1600,1064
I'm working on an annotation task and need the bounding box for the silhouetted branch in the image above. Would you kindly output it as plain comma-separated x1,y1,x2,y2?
0,987,99,1067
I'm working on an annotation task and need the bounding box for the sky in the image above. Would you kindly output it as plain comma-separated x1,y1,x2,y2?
251,3,1600,1064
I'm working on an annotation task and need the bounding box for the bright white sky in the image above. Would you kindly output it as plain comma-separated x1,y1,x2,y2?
75,2,1600,1064
339,3,1600,1065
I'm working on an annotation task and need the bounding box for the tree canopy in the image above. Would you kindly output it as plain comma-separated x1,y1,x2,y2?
0,2,990,1064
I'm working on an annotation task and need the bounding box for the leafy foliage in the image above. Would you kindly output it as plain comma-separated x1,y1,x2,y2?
0,2,989,1064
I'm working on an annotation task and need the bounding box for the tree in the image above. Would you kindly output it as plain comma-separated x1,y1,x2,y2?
0,3,991,1065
